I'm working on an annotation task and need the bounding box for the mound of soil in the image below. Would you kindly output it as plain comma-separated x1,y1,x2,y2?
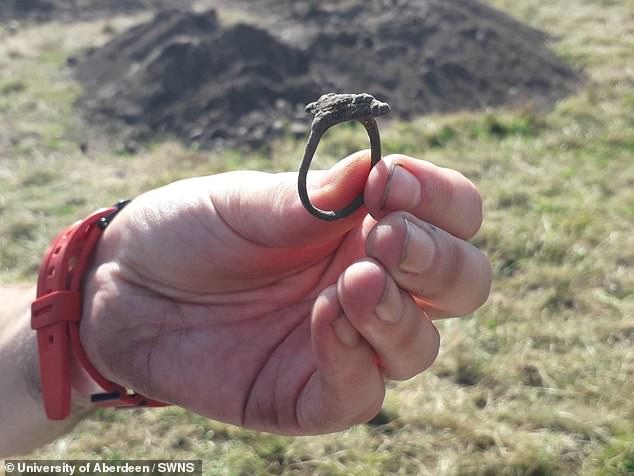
280,0,579,118
75,10,320,149
75,0,581,150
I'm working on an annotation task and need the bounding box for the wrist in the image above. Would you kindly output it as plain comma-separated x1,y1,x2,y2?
0,287,93,457
1,287,40,402
79,239,120,386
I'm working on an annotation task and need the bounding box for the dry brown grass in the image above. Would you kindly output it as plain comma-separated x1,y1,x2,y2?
1,0,633,474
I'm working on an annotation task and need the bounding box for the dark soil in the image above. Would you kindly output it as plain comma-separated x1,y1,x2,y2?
72,0,581,150
75,10,319,149
0,0,195,22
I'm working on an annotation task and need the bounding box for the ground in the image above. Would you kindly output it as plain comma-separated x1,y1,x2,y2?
0,0,632,475
72,0,579,150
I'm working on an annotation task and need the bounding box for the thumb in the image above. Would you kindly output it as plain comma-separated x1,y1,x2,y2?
209,150,372,248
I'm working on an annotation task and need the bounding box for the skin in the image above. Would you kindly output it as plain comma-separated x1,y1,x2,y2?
0,151,491,456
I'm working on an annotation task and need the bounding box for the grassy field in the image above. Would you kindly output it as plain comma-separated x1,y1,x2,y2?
1,0,633,474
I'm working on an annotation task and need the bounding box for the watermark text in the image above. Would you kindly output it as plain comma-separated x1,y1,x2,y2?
3,460,201,476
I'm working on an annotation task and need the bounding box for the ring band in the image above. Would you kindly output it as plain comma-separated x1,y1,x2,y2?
297,93,390,221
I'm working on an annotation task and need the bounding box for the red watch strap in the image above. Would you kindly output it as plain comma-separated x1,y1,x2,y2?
31,291,81,419
31,203,169,420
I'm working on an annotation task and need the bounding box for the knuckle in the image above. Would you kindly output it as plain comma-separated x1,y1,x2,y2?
475,257,493,308
383,322,433,381
384,366,420,381
366,212,409,267
416,227,463,298
384,153,413,163
384,339,438,381
335,388,386,427
464,184,484,238
359,394,386,424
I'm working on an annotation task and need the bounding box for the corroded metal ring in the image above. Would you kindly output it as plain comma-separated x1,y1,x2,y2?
298,93,391,221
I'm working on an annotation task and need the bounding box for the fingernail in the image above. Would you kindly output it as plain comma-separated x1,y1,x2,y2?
375,276,403,323
381,164,421,211
332,317,361,348
400,219,436,274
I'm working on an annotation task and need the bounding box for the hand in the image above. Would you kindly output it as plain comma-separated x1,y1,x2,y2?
80,151,491,435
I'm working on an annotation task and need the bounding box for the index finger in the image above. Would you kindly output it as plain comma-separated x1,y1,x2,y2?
364,154,484,240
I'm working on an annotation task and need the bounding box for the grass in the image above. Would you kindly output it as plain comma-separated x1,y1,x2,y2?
1,0,633,474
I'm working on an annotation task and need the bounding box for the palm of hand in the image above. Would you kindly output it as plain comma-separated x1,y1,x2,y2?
83,172,376,434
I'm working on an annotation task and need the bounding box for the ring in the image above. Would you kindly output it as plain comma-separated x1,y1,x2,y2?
298,93,391,221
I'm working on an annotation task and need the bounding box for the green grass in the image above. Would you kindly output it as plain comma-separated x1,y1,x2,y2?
1,1,633,474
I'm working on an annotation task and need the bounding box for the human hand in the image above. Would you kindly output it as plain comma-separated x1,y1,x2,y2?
80,151,491,435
